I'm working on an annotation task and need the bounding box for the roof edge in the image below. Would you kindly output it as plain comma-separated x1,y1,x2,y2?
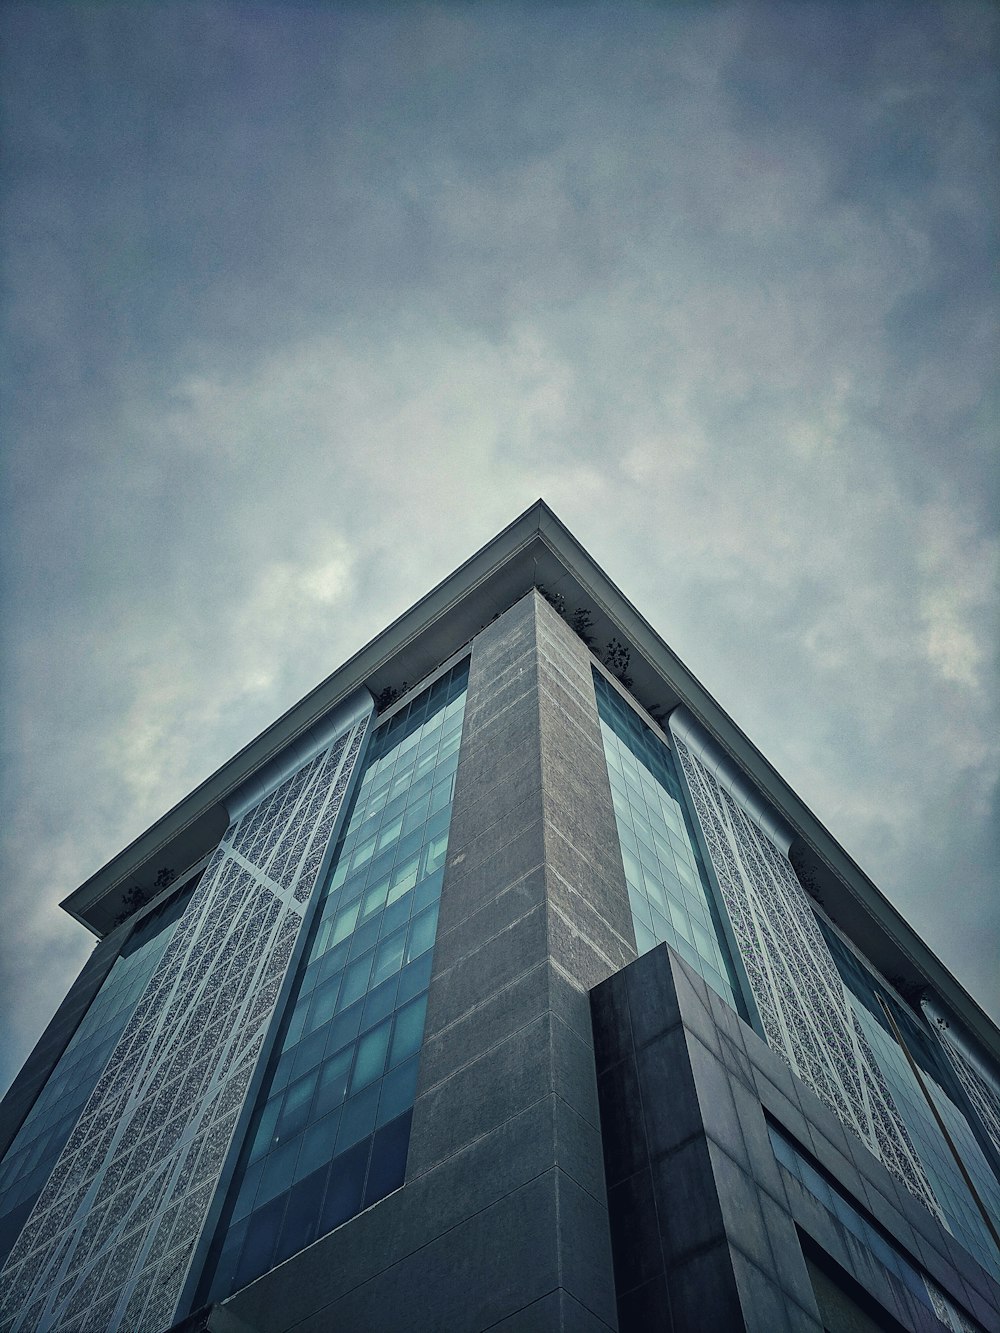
59,500,998,1061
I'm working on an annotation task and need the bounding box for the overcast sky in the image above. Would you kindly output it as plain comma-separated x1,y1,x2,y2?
1,1,997,1094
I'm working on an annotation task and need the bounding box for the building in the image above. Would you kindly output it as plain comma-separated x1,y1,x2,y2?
0,500,998,1333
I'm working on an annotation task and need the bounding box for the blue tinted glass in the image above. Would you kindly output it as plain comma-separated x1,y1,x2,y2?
201,661,469,1303
819,924,1000,1284
363,1111,412,1207
767,1122,980,1328
0,889,191,1267
592,671,740,1010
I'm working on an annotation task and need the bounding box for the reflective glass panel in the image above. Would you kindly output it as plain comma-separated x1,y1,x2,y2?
593,671,740,1009
201,661,469,1302
769,1121,983,1332
820,921,1000,1283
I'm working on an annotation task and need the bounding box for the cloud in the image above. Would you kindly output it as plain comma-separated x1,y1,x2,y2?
1,1,997,1095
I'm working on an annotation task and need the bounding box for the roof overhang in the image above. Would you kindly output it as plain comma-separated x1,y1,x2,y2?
61,500,998,1062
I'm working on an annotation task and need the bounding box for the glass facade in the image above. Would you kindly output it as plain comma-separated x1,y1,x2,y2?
593,671,740,1009
769,1122,982,1333
200,661,469,1303
820,922,1000,1283
0,889,190,1266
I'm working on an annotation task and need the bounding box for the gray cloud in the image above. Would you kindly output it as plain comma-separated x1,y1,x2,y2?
1,1,997,1091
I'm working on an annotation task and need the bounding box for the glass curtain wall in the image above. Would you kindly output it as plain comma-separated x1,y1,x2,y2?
819,921,1000,1282
0,889,192,1265
769,1122,982,1333
593,670,741,1010
200,661,469,1303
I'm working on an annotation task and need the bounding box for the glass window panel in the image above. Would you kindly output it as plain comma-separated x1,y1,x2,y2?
205,1216,247,1306
642,872,668,918
389,995,428,1070
301,1057,342,1126
402,796,431,837
284,1001,310,1047
268,1046,296,1096
405,771,435,806
347,917,382,962
360,877,391,923
336,1084,381,1152
330,901,361,946
363,1111,413,1207
305,974,341,1036
328,857,350,893
633,919,657,955
377,817,403,852
380,892,413,940
350,838,377,873
396,953,433,1007
350,1021,392,1093
381,789,408,826
406,905,438,963
318,942,349,983
628,887,653,929
428,777,452,817
234,1194,285,1293
365,847,396,889
296,1112,341,1183
434,749,460,784
423,805,451,846
413,870,443,915
325,1003,364,1059
320,1139,369,1235
274,1167,326,1265
592,670,739,1011
230,1156,264,1223
276,1072,317,1143
376,1057,420,1129
361,977,399,1033
392,827,423,868
372,929,407,988
388,857,419,902
289,1027,326,1083
256,1137,300,1208
339,952,375,1009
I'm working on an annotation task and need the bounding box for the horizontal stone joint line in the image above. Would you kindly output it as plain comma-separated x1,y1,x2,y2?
546,866,634,951
281,1164,563,1331
478,1285,615,1333
416,1006,550,1098
542,822,627,890
450,771,544,834
446,804,545,872
433,860,545,938
546,902,620,973
422,959,549,1047
409,1092,555,1184
432,900,546,983
551,1091,614,1210
461,685,541,739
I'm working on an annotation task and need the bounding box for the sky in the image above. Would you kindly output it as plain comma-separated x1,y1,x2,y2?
0,1,997,1095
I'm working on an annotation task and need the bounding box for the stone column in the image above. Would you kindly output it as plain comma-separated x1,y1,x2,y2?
407,589,635,1330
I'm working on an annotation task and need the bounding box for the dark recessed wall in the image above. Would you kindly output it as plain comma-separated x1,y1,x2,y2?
590,945,1000,1333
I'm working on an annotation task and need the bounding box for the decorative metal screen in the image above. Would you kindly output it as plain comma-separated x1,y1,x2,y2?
0,891,190,1271
926,1009,1000,1167
671,714,940,1216
0,699,370,1333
